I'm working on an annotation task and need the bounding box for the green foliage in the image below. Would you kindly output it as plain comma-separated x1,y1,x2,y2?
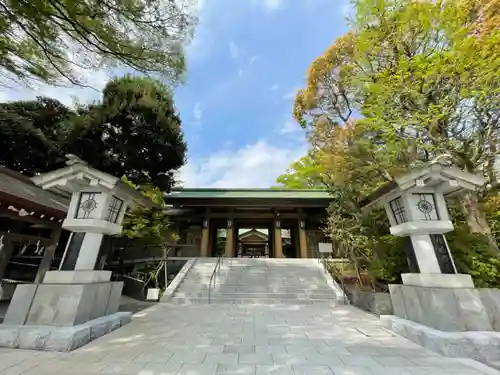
0,0,196,86
368,236,407,284
276,154,328,189
121,176,179,244
483,194,500,244
135,263,162,289
0,97,74,174
279,0,500,288
0,75,186,190
67,75,186,190
447,226,500,288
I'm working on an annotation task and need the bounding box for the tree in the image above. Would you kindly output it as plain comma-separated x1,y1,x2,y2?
279,0,500,286
275,154,328,189
0,76,187,191
292,0,500,241
0,0,196,86
0,97,73,174
121,176,178,243
67,75,186,190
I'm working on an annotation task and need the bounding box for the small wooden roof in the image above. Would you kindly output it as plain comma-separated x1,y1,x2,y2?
0,167,69,218
239,229,268,241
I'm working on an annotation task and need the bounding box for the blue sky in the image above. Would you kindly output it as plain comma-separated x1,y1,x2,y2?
1,0,350,188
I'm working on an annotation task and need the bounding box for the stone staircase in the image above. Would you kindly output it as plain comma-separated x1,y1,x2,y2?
170,258,345,305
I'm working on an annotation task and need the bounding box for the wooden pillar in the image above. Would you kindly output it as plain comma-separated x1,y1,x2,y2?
0,235,14,281
35,227,62,284
225,219,234,257
274,219,283,258
298,220,308,259
200,218,210,257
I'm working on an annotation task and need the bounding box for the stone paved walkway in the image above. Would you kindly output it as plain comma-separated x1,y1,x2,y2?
0,303,497,375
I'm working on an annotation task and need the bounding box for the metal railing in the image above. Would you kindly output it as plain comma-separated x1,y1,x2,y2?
208,254,224,304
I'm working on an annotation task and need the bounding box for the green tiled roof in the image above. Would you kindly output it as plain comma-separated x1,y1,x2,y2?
166,188,331,200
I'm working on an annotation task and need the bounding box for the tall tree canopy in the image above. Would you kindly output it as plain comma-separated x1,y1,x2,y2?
0,0,196,86
277,0,500,286
0,75,186,191
68,76,186,189
0,97,73,174
291,0,500,239
276,154,328,189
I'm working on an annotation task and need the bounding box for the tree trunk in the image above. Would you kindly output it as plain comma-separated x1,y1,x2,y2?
460,191,497,250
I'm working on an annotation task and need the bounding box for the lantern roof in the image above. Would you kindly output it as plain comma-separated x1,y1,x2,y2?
360,160,486,209
31,157,154,208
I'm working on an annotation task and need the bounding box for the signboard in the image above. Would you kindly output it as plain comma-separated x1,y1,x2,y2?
318,242,333,254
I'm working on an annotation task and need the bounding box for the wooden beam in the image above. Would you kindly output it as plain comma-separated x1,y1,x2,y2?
0,207,61,229
0,236,14,281
206,212,307,219
0,232,54,245
34,227,62,283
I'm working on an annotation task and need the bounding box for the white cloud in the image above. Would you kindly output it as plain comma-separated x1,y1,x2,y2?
177,139,306,188
238,68,244,77
260,0,284,13
269,83,279,91
249,56,258,65
279,119,302,135
0,69,109,107
229,41,240,59
193,102,202,121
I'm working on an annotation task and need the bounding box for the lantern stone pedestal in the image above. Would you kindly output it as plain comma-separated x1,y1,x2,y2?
361,160,500,368
0,160,152,351
401,273,475,288
4,272,123,327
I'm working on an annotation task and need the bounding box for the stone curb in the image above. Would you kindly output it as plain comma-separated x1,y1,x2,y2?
381,314,500,370
0,311,132,352
160,258,197,302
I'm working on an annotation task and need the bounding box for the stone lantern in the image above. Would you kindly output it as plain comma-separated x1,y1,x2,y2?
30,158,151,277
362,160,485,288
1,158,153,351
361,159,500,364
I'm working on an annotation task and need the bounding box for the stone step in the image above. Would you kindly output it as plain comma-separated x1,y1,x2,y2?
174,283,332,293
177,288,334,294
170,258,343,305
173,292,336,299
170,297,340,305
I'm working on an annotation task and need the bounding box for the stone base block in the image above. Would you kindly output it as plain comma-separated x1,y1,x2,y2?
347,288,393,315
389,284,496,331
401,273,474,288
43,270,111,284
4,281,123,326
381,315,500,369
0,312,132,352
